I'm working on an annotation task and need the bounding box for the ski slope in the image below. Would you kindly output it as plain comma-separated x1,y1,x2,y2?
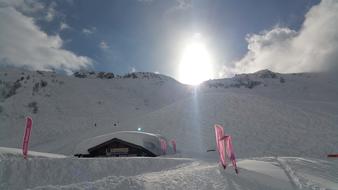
1,68,337,158
0,68,190,154
1,148,337,190
1,68,338,156
0,68,338,189
122,91,338,159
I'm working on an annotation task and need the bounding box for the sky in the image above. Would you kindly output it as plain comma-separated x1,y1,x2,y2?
1,0,337,82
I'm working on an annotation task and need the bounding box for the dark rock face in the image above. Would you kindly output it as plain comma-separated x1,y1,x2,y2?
28,101,38,114
254,69,277,79
74,72,87,78
202,69,287,89
95,72,115,79
0,80,22,99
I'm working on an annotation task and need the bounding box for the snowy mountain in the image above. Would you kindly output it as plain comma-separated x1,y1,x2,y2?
127,70,338,158
0,68,337,158
0,67,190,154
1,67,338,189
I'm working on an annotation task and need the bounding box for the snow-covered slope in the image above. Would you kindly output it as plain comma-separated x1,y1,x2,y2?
122,91,338,158
0,68,189,154
0,147,66,159
119,70,338,158
0,68,337,159
1,148,337,190
1,68,338,190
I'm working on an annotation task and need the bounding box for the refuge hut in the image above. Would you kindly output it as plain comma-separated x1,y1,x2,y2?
74,131,173,157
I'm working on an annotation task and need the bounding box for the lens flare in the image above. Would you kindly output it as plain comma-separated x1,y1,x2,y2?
178,36,214,85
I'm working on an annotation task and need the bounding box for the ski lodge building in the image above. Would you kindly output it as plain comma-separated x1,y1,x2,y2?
74,131,174,157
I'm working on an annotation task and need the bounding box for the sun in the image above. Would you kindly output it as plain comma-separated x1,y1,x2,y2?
178,35,214,85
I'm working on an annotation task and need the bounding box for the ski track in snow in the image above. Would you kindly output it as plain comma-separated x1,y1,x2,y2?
1,149,337,190
26,157,338,190
277,157,338,190
276,157,303,189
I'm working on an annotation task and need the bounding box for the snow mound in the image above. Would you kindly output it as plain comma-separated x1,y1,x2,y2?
0,147,66,159
0,154,193,190
1,153,337,190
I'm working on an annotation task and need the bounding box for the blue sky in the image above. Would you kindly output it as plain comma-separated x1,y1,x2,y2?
56,0,319,74
2,0,338,81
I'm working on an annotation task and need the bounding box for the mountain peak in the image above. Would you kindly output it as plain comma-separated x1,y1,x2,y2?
252,69,278,79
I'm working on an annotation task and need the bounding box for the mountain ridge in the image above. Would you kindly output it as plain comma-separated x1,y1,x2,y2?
0,67,337,158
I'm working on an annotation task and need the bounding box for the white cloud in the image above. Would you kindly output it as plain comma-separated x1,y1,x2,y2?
0,6,92,74
175,0,191,9
0,0,44,13
226,0,338,76
82,27,96,35
44,1,56,22
60,21,70,31
99,41,109,50
164,0,191,15
0,0,60,22
130,67,136,73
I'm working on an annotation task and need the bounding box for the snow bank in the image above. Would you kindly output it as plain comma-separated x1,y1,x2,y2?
1,153,337,190
0,154,193,190
0,147,66,159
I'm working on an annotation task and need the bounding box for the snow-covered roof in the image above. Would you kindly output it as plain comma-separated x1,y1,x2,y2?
74,131,168,156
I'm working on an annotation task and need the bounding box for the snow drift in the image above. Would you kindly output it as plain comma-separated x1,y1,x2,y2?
1,148,337,189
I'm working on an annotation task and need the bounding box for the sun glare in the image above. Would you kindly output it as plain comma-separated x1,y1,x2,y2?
178,35,214,85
